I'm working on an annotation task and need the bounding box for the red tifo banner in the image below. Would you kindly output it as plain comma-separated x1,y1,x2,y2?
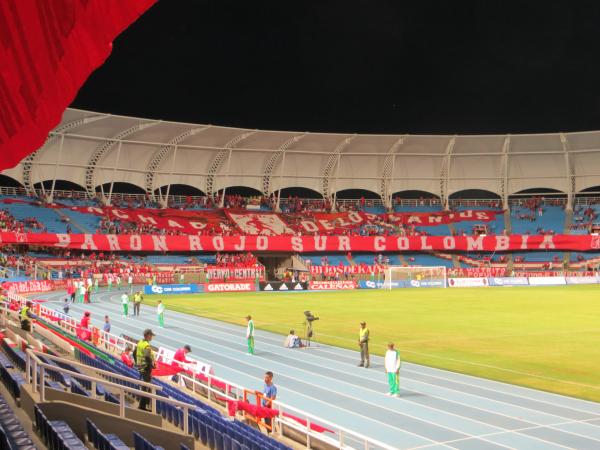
70,206,229,234
288,210,500,234
0,232,599,252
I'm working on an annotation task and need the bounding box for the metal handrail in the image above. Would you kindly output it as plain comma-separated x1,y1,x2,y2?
25,349,195,434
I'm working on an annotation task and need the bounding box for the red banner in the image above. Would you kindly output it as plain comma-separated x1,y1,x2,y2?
0,0,156,171
205,282,255,293
71,206,229,234
309,265,386,276
0,232,599,252
450,267,507,277
206,266,264,281
310,280,357,290
2,279,55,294
292,210,500,234
225,211,295,236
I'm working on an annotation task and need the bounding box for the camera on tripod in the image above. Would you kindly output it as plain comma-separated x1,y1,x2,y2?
303,311,319,346
304,311,319,323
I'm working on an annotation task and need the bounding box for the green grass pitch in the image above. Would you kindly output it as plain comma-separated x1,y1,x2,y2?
140,285,600,402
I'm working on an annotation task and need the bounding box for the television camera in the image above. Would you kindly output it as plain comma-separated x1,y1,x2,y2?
303,310,319,346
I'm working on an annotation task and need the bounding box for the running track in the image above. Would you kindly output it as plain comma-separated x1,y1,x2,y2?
36,289,600,450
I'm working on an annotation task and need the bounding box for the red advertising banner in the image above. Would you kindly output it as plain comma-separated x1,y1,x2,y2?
0,232,599,252
450,267,507,277
309,280,357,290
309,265,386,276
206,266,265,281
205,282,256,293
2,280,56,294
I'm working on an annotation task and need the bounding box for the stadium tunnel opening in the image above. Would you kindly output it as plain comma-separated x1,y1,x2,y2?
95,182,146,194
392,190,440,200
335,189,381,200
576,185,600,198
509,187,567,199
154,184,205,196
217,186,263,197
0,174,23,188
449,189,501,200
276,187,323,199
34,180,86,191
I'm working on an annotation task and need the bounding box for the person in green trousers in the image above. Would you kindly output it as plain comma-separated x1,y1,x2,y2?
246,315,255,355
384,342,401,397
121,293,129,317
157,300,165,328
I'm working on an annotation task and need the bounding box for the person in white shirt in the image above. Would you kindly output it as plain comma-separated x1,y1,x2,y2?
283,330,301,348
128,275,133,294
157,300,165,328
121,293,129,317
384,342,401,397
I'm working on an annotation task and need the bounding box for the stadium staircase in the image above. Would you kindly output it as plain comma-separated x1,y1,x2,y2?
0,304,304,450
55,209,90,234
563,210,574,267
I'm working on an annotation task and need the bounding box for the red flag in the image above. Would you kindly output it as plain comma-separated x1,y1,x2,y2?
0,0,157,171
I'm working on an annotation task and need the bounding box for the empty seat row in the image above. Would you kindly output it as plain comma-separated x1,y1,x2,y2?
0,364,25,399
133,432,164,450
0,342,26,372
0,394,36,450
86,418,128,450
34,406,86,450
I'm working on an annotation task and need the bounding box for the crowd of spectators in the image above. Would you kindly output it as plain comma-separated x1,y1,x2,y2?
215,252,258,267
0,209,45,232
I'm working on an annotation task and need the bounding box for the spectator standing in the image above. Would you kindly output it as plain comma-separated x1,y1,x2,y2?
261,371,277,432
121,293,129,317
358,321,370,368
133,291,142,316
173,345,192,364
134,329,156,411
384,343,401,397
63,298,70,316
157,300,165,328
102,315,111,334
246,315,255,355
128,274,133,294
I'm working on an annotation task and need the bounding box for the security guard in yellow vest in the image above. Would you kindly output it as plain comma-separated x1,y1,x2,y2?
19,301,33,332
358,321,370,368
134,328,156,411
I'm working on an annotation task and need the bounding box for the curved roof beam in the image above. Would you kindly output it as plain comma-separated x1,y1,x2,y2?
205,130,258,196
439,136,456,206
322,134,357,198
262,133,307,195
144,126,210,196
23,113,110,193
500,135,511,206
84,121,159,197
379,135,407,204
560,133,575,208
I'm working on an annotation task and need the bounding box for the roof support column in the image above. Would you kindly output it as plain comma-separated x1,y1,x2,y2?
275,150,287,212
440,137,456,209
560,133,574,210
49,134,65,203
162,145,179,208
501,136,511,209
107,141,123,206
220,148,234,208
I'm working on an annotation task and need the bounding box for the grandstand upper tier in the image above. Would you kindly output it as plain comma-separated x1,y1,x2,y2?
3,108,600,209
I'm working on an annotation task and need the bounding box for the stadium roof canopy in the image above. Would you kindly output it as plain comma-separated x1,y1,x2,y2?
3,108,600,206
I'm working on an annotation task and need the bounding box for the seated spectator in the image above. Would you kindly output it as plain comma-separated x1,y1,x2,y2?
283,330,301,348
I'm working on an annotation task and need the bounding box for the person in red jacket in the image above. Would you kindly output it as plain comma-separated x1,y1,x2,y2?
80,311,91,329
121,346,134,368
173,345,192,365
